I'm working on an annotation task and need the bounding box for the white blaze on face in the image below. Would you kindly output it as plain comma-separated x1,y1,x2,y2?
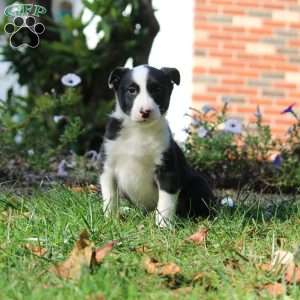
131,66,161,122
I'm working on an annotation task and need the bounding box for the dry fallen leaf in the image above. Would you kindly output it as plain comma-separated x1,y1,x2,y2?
95,241,117,264
186,228,208,245
87,184,98,193
192,272,206,283
134,245,151,254
144,257,181,276
70,186,85,193
171,287,193,299
262,283,285,297
50,231,117,280
86,293,106,300
24,244,47,257
50,230,94,280
285,264,300,284
256,263,273,272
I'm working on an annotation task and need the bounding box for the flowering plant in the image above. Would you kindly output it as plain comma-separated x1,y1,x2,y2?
185,101,300,192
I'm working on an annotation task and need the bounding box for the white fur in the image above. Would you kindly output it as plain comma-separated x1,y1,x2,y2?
101,118,170,212
130,66,161,122
155,190,178,228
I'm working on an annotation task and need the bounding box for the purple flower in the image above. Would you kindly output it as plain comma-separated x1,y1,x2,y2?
197,126,208,138
255,105,262,119
201,104,215,114
281,103,296,114
272,154,283,169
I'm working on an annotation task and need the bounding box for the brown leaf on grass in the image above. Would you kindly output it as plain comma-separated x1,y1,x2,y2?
50,231,117,280
285,264,300,284
86,293,106,300
50,230,94,280
70,185,98,193
144,257,181,276
192,272,206,283
186,228,208,245
171,287,193,298
256,263,273,272
94,241,117,264
224,258,241,271
87,184,98,193
262,283,285,297
134,245,151,254
24,244,47,257
70,186,85,193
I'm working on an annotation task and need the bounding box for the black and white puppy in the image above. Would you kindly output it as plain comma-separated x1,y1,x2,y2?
100,65,215,227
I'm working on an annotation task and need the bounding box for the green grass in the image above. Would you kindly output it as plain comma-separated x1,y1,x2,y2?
0,188,300,300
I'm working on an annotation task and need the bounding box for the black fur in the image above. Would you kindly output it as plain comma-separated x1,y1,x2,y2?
156,140,215,218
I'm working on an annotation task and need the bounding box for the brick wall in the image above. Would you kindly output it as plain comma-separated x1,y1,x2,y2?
193,0,300,137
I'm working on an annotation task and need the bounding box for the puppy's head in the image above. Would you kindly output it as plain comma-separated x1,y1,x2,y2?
108,65,180,122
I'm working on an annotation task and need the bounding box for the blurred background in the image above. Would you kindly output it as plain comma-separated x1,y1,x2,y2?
0,0,299,191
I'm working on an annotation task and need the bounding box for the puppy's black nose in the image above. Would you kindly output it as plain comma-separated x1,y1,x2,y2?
140,109,152,119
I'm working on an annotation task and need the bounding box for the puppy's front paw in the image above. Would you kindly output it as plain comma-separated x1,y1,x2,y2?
155,213,173,229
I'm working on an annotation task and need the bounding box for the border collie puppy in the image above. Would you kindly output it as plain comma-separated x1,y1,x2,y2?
100,65,215,227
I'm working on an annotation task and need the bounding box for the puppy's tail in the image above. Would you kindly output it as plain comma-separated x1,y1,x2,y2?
177,169,216,218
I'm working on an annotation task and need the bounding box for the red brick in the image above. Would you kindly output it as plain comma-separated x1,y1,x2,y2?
234,87,257,96
209,68,233,75
193,94,217,102
195,7,219,14
222,6,245,15
223,42,245,50
289,39,300,47
274,63,299,72
194,41,219,50
209,50,233,58
275,98,298,106
274,82,298,90
222,26,245,33
249,28,273,35
263,3,285,9
235,70,259,78
208,86,233,93
236,106,257,114
263,20,287,28
250,98,272,105
209,33,233,41
222,78,245,85
193,67,207,74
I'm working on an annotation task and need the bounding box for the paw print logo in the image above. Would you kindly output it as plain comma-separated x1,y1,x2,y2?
4,16,45,48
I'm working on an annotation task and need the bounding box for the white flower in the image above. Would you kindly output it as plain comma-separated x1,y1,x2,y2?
221,197,235,208
201,104,215,114
197,126,208,138
14,133,23,144
27,149,34,156
223,118,242,134
61,73,82,87
53,115,66,123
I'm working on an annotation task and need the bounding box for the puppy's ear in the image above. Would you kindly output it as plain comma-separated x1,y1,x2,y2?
108,67,129,89
161,67,180,85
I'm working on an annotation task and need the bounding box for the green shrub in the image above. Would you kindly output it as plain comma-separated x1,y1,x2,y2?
186,102,300,192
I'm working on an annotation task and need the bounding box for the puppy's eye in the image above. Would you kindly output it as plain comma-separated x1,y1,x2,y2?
127,86,138,95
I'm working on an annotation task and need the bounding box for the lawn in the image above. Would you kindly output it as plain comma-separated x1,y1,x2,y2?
0,187,300,300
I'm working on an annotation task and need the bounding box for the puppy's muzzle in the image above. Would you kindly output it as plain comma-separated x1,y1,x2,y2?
139,108,152,119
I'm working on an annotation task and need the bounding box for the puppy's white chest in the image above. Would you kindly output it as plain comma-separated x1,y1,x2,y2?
105,121,170,210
